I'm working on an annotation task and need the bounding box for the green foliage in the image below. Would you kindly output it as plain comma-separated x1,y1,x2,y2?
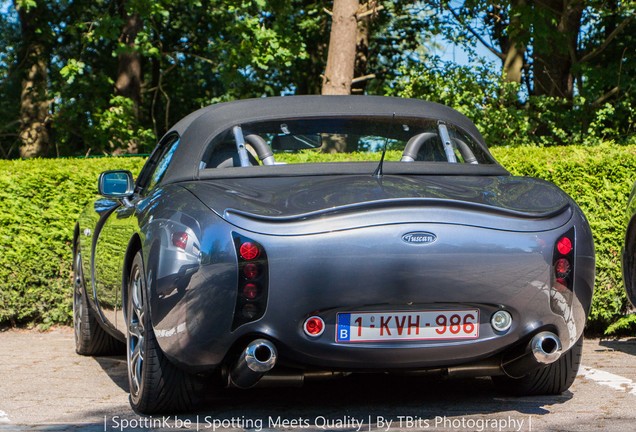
605,314,636,335
387,56,636,146
47,0,324,154
0,157,145,328
386,58,525,146
1,147,636,334
94,96,156,154
276,150,402,164
2,1,635,157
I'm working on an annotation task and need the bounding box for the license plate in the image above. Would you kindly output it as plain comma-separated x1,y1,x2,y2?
336,309,479,342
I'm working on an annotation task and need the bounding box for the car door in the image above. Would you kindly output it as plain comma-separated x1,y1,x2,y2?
92,133,181,335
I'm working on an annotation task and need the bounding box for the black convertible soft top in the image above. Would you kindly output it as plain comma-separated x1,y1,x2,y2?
161,95,500,184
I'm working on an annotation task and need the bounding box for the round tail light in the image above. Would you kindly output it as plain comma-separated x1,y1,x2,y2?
557,237,572,255
243,263,259,279
242,283,259,300
239,242,260,260
555,278,568,291
555,258,571,277
241,304,258,319
303,316,325,337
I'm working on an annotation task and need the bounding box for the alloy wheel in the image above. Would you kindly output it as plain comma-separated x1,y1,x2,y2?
73,253,84,347
127,265,146,399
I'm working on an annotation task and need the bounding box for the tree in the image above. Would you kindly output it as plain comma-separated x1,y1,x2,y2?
14,0,52,158
0,9,22,158
1,0,633,157
322,0,360,95
114,2,142,117
532,0,584,98
442,0,634,100
576,1,636,133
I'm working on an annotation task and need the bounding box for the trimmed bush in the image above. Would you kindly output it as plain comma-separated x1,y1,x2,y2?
0,146,634,333
0,157,146,328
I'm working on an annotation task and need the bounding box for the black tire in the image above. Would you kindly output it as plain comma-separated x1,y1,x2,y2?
126,251,198,413
492,336,583,395
73,241,122,356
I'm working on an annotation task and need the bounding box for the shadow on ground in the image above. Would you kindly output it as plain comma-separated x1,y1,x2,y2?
94,355,128,392
67,365,574,431
598,338,636,356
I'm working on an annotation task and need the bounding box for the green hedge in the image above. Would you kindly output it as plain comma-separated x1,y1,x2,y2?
0,157,146,328
0,146,634,333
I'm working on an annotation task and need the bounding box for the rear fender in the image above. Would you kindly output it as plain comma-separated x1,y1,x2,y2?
120,234,143,327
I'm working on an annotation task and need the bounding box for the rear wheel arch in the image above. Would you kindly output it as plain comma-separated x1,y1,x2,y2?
73,228,122,356
125,248,200,413
122,234,143,321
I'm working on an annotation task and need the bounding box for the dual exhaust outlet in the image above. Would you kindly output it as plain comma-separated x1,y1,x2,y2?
500,331,563,378
228,331,563,388
229,339,277,389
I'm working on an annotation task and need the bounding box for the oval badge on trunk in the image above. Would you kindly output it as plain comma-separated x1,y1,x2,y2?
402,232,437,245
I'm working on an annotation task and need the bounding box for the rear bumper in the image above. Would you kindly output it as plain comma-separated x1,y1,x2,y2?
151,217,594,373
248,305,561,370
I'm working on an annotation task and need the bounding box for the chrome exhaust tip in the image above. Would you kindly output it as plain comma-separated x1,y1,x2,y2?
501,331,563,378
244,338,277,372
229,339,277,389
531,331,562,364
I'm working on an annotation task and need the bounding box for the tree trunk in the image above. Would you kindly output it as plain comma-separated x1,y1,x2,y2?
16,1,50,158
114,9,142,116
322,0,359,95
502,44,525,84
501,0,527,84
485,0,527,84
532,0,584,98
113,2,143,154
352,2,371,93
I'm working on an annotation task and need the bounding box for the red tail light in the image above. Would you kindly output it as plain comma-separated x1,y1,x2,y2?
557,237,573,255
232,234,268,329
304,316,325,337
171,232,188,250
243,263,259,279
242,283,259,300
552,229,575,293
554,258,571,277
239,242,260,260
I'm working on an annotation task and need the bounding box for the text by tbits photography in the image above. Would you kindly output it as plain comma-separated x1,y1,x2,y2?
104,414,533,431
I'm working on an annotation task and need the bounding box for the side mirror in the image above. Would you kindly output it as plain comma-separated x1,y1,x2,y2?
98,170,135,198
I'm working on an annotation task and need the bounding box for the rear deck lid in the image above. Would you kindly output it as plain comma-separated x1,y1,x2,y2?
183,175,572,235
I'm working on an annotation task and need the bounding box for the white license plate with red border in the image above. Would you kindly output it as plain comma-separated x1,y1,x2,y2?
336,309,480,343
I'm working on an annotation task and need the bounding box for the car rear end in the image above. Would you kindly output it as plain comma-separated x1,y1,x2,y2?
161,175,594,387
228,205,592,372
152,107,594,391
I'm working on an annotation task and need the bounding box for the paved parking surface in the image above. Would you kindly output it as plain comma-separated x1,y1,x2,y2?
0,327,635,431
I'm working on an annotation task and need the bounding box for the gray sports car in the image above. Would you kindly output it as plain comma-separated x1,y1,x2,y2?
73,96,595,413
